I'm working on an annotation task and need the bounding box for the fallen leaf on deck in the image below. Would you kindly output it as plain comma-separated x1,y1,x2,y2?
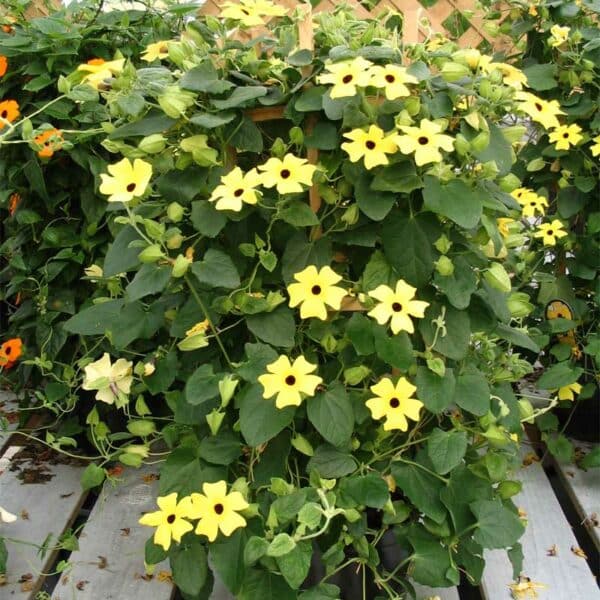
571,546,588,559
120,527,130,536
97,555,108,569
509,575,547,599
546,544,558,556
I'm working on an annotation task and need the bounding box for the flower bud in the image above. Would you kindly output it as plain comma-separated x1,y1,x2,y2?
508,292,534,318
138,134,166,154
484,262,512,293
498,173,521,192
321,334,337,353
291,434,314,456
167,202,184,222
341,204,359,225
158,85,196,118
289,127,304,145
127,420,156,437
403,96,420,116
498,480,522,499
271,137,287,158
171,253,191,278
138,244,165,263
435,255,454,276
344,366,371,385
218,374,238,408
478,78,494,99
206,409,225,436
441,61,471,82
166,231,184,249
434,234,452,254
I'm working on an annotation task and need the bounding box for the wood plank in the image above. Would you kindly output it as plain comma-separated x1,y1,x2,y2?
51,465,174,600
481,452,600,600
0,390,19,452
0,444,87,599
554,440,600,551
413,583,460,599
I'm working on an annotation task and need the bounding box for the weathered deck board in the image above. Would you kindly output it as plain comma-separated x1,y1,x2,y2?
413,583,460,599
554,440,600,551
0,391,19,451
51,465,174,600
481,454,600,600
0,445,87,599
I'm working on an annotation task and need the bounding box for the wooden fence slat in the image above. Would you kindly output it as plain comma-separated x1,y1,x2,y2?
50,465,173,600
554,440,600,552
481,450,600,600
0,445,87,599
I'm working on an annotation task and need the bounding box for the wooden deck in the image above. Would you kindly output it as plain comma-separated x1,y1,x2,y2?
0,417,598,599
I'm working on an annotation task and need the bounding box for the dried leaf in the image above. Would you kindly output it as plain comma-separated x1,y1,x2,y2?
546,544,558,557
571,546,588,559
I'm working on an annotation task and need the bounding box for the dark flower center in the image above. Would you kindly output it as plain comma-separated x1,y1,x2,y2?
534,102,543,112
285,375,296,386
547,230,553,235
562,132,569,139
342,74,353,84
311,285,322,295
365,140,376,150
126,183,136,192
214,503,224,515
389,397,400,408
530,201,537,206
391,302,402,312
5,346,11,356
167,514,176,524
280,169,291,179
1,110,7,119
418,136,429,145
385,74,395,83
234,188,244,197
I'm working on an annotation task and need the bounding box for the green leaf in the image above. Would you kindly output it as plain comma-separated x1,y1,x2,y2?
212,86,268,110
305,122,339,150
423,176,483,229
407,525,454,587
280,200,320,226
276,541,312,589
523,64,558,91
307,383,354,447
126,264,171,302
239,385,295,447
281,233,332,284
267,533,296,557
295,86,326,112
230,116,263,153
190,201,227,237
372,326,413,371
361,250,394,291
299,584,341,600
537,362,583,389
581,446,600,469
156,167,206,203
307,445,356,478
427,429,468,474
180,61,219,92
346,313,375,355
239,570,295,600
189,112,236,128
81,463,105,490
238,343,278,382
191,249,240,289
209,530,246,594
453,367,490,416
471,500,525,549
159,448,223,497
244,536,270,566
355,173,396,221
545,433,574,463
473,123,514,176
494,323,540,352
508,543,524,580
64,299,125,335
145,537,168,566
170,537,208,596
103,226,143,276
246,307,296,348
339,473,389,508
371,162,422,194
415,366,456,413
287,49,313,66
185,364,220,407
419,304,471,360
434,256,477,310
199,432,242,465
144,351,177,394
109,114,177,139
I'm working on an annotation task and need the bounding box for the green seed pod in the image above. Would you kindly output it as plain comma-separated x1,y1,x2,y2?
167,201,184,223
171,254,191,278
435,255,455,277
138,244,165,263
138,134,166,154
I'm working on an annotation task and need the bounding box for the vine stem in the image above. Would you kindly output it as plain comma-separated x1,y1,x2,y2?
393,456,449,484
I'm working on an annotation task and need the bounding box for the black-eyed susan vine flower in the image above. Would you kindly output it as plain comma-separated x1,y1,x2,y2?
534,220,568,246
0,338,22,370
178,320,210,351
257,153,316,195
515,91,564,130
590,134,600,157
141,40,170,62
0,56,6,78
77,57,125,89
81,353,133,405
341,125,398,170
394,118,454,166
366,377,423,431
549,124,583,151
287,265,346,320
34,128,63,158
367,280,429,334
138,492,194,551
497,218,516,238
368,64,417,100
99,157,152,203
0,99,19,127
188,481,248,542
556,381,582,401
258,355,322,409
221,0,285,26
208,166,261,211
549,24,570,47
317,57,373,99
511,187,548,217
484,62,527,90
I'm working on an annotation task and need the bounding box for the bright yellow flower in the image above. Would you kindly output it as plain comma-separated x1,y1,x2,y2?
258,355,322,409
426,34,450,51
367,280,429,335
515,91,565,130
549,124,583,151
511,187,548,217
77,57,125,89
258,153,316,195
81,353,133,405
187,481,248,542
453,49,492,71
497,217,516,238
394,118,454,166
556,381,582,401
366,377,423,431
549,24,570,47
287,265,346,320
178,320,210,351
209,167,261,211
368,64,418,100
341,125,398,170
247,0,287,16
139,493,194,551
484,62,527,90
534,220,568,246
590,134,600,157
221,0,285,26
141,40,170,62
99,158,152,203
317,57,373,99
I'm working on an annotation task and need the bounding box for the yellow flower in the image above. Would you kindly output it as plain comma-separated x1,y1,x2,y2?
367,280,429,335
549,124,583,151
209,167,261,211
178,320,210,351
497,217,516,238
287,265,347,320
366,377,423,431
394,119,454,166
453,49,492,71
528,3,539,16
549,24,570,47
188,481,248,542
258,153,316,195
515,91,565,130
368,64,418,100
534,220,568,246
426,34,450,51
258,355,322,409
317,57,373,99
590,134,600,157
139,493,194,551
556,382,582,401
77,57,125,89
484,62,527,90
246,0,287,16
82,353,133,405
511,187,548,217
99,158,152,203
221,0,286,26
141,40,170,62
341,125,398,170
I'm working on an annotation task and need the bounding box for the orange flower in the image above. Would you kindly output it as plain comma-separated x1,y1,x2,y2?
0,100,19,127
1,25,14,34
0,56,7,77
34,128,63,158
0,338,23,370
8,193,20,216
